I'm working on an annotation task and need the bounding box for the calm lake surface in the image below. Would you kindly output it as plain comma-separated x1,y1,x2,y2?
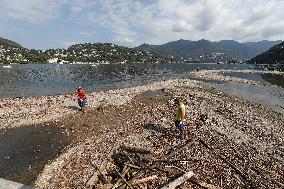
0,63,283,98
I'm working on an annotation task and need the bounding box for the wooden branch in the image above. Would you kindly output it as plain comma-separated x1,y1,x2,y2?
125,163,141,169
117,169,145,189
92,162,109,184
160,170,194,189
189,177,221,189
112,167,130,189
122,145,152,154
118,140,194,189
154,158,199,163
85,172,99,187
115,169,133,189
163,139,195,159
123,151,135,165
136,153,155,162
131,175,158,185
97,184,113,189
165,165,186,173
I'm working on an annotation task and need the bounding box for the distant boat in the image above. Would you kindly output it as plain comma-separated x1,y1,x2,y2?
3,65,12,68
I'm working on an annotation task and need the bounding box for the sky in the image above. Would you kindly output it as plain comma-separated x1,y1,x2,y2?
0,0,284,50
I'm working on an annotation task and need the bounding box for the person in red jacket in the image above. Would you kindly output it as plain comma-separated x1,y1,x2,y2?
76,86,87,112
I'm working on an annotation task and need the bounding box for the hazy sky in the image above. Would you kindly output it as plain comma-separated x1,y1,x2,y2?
0,0,283,50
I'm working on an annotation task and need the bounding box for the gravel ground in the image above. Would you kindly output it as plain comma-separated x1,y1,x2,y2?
34,81,284,189
190,69,284,85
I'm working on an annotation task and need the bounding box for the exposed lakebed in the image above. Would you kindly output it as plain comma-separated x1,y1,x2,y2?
1,63,284,187
222,71,284,88
190,68,284,114
0,124,71,184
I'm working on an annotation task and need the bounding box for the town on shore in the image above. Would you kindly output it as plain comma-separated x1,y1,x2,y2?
1,37,284,65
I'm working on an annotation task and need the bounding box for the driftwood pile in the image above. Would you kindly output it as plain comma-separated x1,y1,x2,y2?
85,139,221,189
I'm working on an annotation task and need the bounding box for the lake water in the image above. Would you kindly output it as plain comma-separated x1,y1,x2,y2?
0,63,252,98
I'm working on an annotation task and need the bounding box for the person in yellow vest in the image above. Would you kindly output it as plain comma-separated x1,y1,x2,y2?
174,98,187,139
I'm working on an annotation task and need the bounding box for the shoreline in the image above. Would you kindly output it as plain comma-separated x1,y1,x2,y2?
1,68,283,130
1,71,284,188
0,79,201,129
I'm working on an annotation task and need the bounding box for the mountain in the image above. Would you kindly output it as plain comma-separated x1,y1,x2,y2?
0,37,172,64
213,40,253,59
137,39,222,57
213,40,282,60
248,41,284,64
1,37,282,64
0,37,47,63
53,43,171,63
135,39,235,63
0,37,23,48
245,40,282,55
135,39,282,62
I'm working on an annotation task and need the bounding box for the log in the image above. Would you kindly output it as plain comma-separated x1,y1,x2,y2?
123,151,135,164
92,162,109,184
189,177,221,189
125,163,141,169
160,170,194,189
163,139,195,159
86,172,99,187
165,165,186,173
122,145,152,154
154,158,199,163
115,169,133,189
111,167,130,189
131,175,158,185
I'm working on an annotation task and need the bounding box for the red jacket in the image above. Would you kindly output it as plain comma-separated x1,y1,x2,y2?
77,89,86,100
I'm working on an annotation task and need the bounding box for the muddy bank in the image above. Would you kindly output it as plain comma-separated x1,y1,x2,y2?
35,82,284,188
0,124,71,185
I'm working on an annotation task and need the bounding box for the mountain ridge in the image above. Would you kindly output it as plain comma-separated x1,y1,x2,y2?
0,39,172,64
0,37,282,64
0,37,23,48
248,41,284,64
135,39,282,61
